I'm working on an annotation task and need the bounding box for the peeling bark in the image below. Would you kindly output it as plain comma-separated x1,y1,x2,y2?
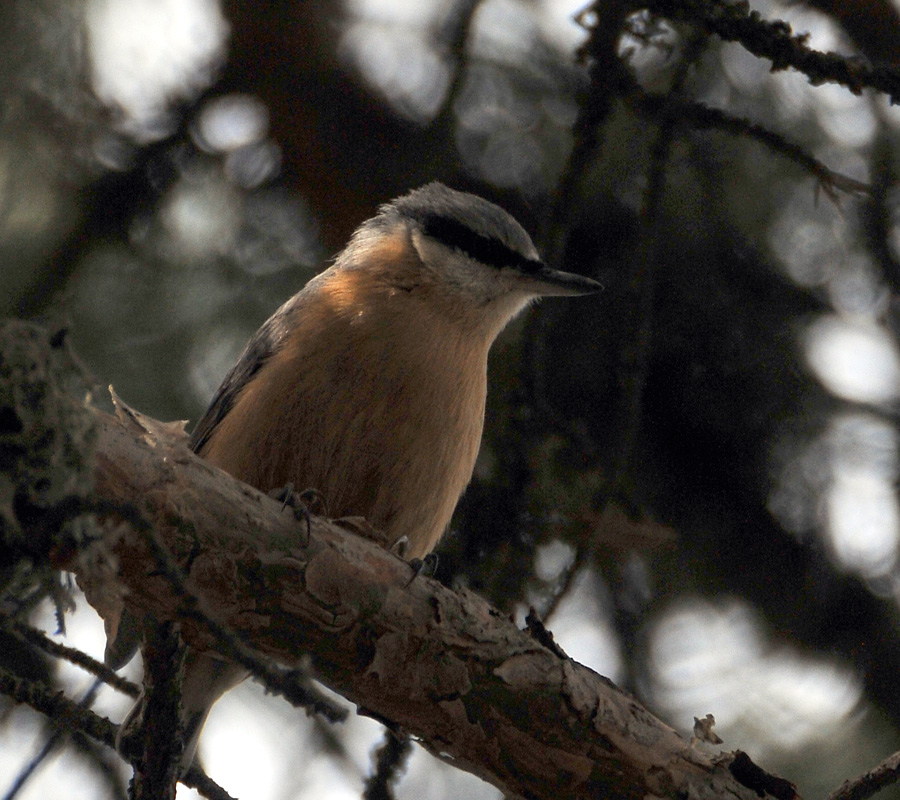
0,320,791,799
65,401,785,800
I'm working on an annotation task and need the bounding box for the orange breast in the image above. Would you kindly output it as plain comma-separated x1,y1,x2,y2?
199,264,491,557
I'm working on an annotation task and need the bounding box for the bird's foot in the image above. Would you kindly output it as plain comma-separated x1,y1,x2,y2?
404,553,439,587
267,484,327,544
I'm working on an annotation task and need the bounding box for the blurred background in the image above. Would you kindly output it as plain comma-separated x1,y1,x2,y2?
3,0,900,798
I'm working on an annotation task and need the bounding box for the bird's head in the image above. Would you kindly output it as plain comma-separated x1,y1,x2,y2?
337,183,600,331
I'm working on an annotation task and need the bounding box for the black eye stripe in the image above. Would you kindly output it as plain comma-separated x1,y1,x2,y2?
416,213,543,274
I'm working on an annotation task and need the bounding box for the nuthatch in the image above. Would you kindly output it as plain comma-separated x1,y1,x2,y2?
152,183,599,767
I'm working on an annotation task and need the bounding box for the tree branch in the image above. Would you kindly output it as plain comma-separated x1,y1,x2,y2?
827,749,900,800
0,320,793,800
630,92,870,199
0,666,236,800
4,620,139,698
625,0,900,101
64,399,785,800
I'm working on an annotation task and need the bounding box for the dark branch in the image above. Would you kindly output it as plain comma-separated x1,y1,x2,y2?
0,667,118,749
129,622,186,800
635,0,900,102
363,731,413,800
632,93,870,198
827,749,900,800
0,666,235,800
5,620,139,698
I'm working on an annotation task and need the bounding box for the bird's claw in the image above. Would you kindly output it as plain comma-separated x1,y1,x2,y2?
267,484,327,544
404,553,438,588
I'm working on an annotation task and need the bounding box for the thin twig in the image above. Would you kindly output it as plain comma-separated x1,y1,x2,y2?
5,620,139,698
363,731,413,800
639,0,900,102
541,0,633,266
129,622,185,800
542,547,586,621
524,3,633,624
0,666,235,800
631,93,869,199
0,667,118,748
827,749,900,800
182,766,239,800
435,0,484,122
2,679,104,800
543,31,707,624
618,32,706,485
526,0,633,419
863,135,900,296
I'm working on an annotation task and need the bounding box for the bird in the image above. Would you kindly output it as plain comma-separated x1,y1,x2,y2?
120,182,600,770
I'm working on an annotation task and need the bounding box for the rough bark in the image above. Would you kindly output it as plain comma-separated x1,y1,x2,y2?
65,399,784,800
0,319,794,799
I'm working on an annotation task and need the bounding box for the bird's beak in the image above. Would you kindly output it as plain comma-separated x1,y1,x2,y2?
523,264,602,297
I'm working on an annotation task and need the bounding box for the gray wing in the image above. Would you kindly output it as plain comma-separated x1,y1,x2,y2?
189,299,299,454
